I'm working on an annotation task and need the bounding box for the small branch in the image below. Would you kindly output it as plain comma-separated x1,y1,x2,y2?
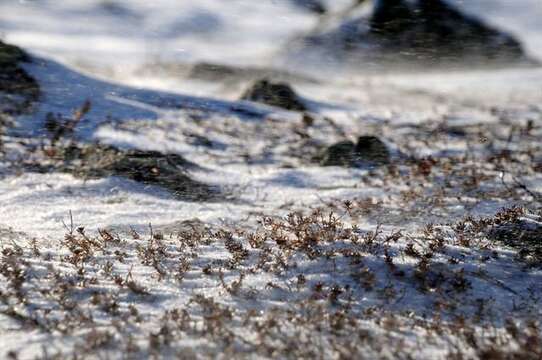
61,210,75,235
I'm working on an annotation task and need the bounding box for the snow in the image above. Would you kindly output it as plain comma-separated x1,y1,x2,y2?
1,0,542,358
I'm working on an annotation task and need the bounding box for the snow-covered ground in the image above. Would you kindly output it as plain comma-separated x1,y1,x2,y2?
1,1,542,358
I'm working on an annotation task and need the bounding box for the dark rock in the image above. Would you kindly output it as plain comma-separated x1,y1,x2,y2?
188,62,307,83
0,40,29,66
149,61,318,84
188,62,241,81
240,79,307,112
99,0,139,18
354,136,390,165
320,140,356,166
409,0,524,61
290,0,327,15
47,144,220,202
0,40,40,115
320,136,390,167
284,0,532,69
370,0,414,36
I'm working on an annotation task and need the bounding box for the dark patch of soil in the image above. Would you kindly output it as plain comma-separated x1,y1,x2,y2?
488,216,542,265
156,218,208,235
240,79,307,112
37,144,221,202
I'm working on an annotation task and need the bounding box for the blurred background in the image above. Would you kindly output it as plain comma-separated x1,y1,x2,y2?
1,0,541,70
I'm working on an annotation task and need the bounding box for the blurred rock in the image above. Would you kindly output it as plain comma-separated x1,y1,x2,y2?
140,61,319,85
0,40,28,66
0,40,40,115
189,62,240,81
241,79,307,111
320,136,390,167
320,140,356,167
98,0,139,18
355,135,390,165
290,0,327,15
284,0,533,69
370,0,414,36
410,0,524,61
